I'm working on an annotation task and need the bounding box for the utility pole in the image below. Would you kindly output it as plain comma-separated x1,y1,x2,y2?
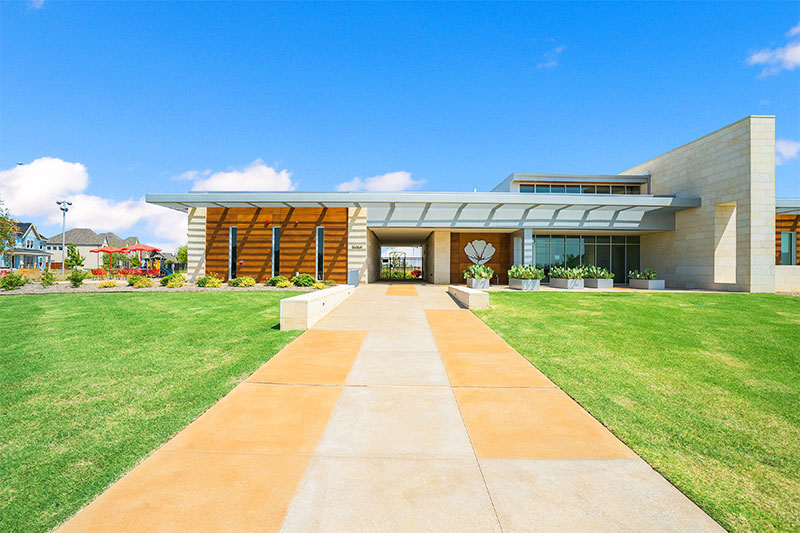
56,200,72,276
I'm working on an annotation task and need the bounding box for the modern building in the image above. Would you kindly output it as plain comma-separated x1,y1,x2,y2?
147,115,800,293
46,228,140,269
0,222,51,271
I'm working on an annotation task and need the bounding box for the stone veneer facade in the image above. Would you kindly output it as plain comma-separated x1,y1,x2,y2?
623,116,775,292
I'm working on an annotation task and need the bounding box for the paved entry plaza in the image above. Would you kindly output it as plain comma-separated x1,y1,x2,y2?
61,283,722,532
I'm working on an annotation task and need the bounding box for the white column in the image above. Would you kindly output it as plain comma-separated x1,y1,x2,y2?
347,207,368,284
523,228,534,265
186,207,206,282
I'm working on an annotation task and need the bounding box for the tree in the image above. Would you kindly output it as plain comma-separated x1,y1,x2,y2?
176,244,188,264
0,195,19,263
64,244,85,269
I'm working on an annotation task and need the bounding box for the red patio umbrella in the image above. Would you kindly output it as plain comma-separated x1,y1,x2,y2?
120,244,161,252
89,246,127,273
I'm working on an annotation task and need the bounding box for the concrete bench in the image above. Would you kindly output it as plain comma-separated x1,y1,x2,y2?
447,285,489,310
280,285,355,330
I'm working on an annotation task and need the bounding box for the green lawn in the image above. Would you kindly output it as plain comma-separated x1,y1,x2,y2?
0,292,300,532
475,292,800,532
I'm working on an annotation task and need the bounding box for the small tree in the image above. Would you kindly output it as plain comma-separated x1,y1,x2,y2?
176,244,188,264
64,243,85,269
0,195,19,264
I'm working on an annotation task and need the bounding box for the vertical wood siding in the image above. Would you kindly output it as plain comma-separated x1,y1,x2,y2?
450,232,511,284
205,207,348,283
775,215,800,265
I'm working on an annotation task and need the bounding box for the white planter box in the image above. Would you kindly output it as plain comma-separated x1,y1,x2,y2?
630,279,665,290
550,278,584,289
509,278,540,290
467,278,489,289
584,278,614,289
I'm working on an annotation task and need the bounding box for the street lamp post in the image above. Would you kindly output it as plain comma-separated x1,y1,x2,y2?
56,200,72,276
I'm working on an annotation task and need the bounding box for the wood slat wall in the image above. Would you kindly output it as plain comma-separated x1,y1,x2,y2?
776,215,800,265
450,233,511,284
205,207,348,283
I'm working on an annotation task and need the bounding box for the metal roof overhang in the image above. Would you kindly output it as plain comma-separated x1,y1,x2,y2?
146,191,701,231
776,198,800,215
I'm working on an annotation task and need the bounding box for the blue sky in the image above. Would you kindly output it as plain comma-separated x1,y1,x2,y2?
1,1,798,250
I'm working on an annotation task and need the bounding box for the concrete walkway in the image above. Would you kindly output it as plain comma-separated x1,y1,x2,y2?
61,283,722,532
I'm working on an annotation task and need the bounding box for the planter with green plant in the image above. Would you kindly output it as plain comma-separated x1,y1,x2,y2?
463,264,494,289
584,265,615,288
548,266,586,289
628,268,665,290
507,264,545,290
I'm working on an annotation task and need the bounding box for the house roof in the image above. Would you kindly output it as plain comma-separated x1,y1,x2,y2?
47,228,105,245
46,228,140,247
15,222,48,242
776,198,800,216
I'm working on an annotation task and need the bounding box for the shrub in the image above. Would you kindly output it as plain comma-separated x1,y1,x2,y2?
40,268,55,287
229,276,256,287
166,278,184,288
66,269,90,288
628,268,658,280
508,264,545,280
324,279,336,287
160,273,185,286
462,264,494,280
127,275,145,286
549,266,586,280
312,281,326,290
1,272,28,291
267,275,289,286
196,275,221,287
133,277,153,288
98,280,118,288
275,279,293,288
290,273,316,287
197,276,222,288
586,265,614,279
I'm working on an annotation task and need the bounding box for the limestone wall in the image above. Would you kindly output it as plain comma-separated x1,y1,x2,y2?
186,207,206,282
623,116,775,292
347,207,368,284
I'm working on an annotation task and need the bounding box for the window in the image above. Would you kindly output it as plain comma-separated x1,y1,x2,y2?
535,184,550,193
519,184,535,193
228,226,237,280
626,185,641,194
611,185,626,195
780,232,797,265
518,183,646,195
316,226,324,280
272,226,280,277
566,185,581,194
581,185,596,194
550,185,566,194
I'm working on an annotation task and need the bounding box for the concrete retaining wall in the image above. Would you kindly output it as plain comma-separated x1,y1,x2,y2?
447,285,489,310
280,285,355,330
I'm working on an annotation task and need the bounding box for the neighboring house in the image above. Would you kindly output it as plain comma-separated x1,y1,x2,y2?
46,228,140,269
147,115,800,293
0,222,51,271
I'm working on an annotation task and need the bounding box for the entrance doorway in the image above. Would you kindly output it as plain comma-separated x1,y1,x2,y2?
380,246,423,281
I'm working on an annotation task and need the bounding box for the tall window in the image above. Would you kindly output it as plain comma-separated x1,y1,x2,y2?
781,232,797,265
228,226,237,280
272,226,281,277
315,226,325,280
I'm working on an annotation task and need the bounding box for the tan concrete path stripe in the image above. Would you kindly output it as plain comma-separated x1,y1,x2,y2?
385,283,419,296
163,383,341,455
59,327,365,533
426,309,553,387
249,329,366,385
455,387,636,459
60,451,309,533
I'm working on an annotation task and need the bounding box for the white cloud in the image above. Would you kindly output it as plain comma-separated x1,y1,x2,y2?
28,0,45,8
537,45,565,69
172,169,210,181
1,158,187,248
336,171,424,192
190,159,295,191
747,24,800,77
776,139,800,165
